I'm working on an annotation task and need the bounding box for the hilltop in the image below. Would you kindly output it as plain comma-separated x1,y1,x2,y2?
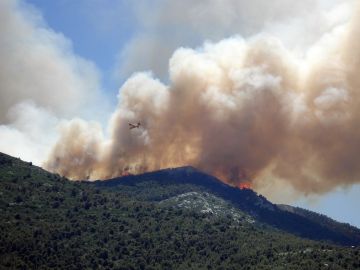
94,166,360,246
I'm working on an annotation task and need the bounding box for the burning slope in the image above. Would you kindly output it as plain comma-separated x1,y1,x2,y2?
44,3,360,195
239,183,252,190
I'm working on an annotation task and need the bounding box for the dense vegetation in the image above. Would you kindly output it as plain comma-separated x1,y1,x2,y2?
0,152,359,269
278,204,360,245
95,167,360,246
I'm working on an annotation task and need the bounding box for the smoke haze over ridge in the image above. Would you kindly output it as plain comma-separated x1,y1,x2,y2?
1,0,360,198
46,1,360,195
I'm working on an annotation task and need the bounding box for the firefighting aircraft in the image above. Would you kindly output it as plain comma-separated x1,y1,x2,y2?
129,122,141,130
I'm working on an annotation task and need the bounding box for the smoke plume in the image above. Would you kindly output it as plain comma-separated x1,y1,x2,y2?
46,2,360,195
1,0,359,197
0,0,107,164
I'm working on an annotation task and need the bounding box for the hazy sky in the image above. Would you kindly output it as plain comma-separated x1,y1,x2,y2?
1,0,359,227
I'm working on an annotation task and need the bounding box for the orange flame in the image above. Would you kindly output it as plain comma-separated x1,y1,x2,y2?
121,171,132,177
238,182,251,190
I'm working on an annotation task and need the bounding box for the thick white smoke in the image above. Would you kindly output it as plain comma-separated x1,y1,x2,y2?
0,0,107,164
118,0,354,80
46,0,360,195
1,0,359,197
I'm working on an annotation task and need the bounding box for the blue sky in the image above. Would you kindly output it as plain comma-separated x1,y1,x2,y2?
2,0,359,227
294,185,360,228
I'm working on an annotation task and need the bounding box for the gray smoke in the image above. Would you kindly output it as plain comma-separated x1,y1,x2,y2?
46,2,360,195
1,0,359,198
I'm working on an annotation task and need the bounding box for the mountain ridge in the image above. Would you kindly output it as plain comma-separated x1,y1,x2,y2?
1,151,360,269
93,166,360,246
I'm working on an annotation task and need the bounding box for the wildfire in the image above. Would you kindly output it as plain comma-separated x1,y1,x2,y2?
238,182,251,190
213,169,252,190
121,171,132,177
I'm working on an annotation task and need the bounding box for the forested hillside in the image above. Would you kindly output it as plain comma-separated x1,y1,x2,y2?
1,152,359,269
95,167,360,246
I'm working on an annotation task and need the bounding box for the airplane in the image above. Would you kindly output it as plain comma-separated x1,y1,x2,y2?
129,122,141,130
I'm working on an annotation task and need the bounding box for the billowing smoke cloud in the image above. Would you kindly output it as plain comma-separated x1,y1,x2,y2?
1,0,359,197
46,1,360,195
118,0,353,80
0,0,108,164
